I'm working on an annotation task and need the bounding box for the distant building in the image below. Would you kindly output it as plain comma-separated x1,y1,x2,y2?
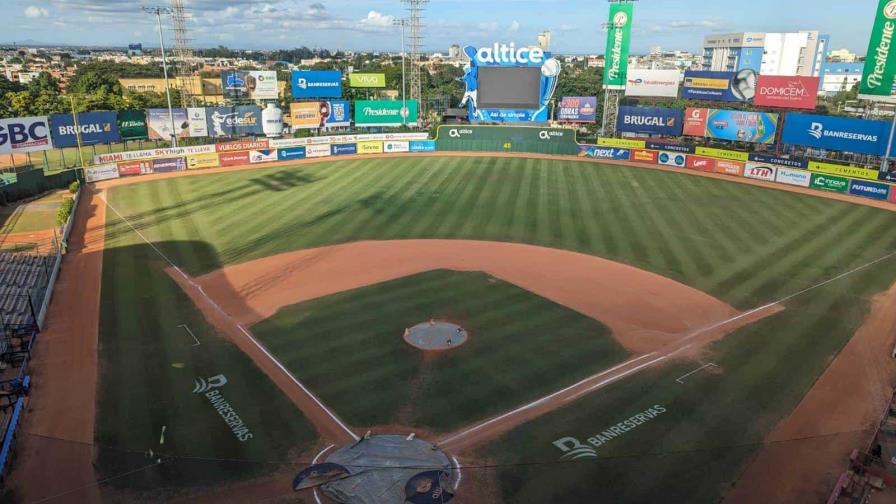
127,43,143,57
817,62,864,97
703,31,829,77
828,48,857,63
448,44,461,59
537,31,551,51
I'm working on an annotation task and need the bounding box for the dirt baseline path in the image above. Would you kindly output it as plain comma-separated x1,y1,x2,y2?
195,239,739,355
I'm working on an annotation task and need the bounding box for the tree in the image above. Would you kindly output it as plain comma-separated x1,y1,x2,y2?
0,74,21,95
26,72,61,95
68,69,122,96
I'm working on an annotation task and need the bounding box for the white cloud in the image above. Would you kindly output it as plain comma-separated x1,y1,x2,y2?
360,10,394,28
24,6,49,18
509,20,520,32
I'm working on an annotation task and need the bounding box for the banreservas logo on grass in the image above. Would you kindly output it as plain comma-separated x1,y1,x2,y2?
192,374,254,442
553,405,667,460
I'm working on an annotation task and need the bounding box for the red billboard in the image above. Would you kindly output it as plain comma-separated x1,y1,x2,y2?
216,140,269,153
219,151,250,166
117,160,151,176
754,76,819,110
715,160,744,176
889,185,896,203
630,149,658,163
683,108,708,137
685,155,716,172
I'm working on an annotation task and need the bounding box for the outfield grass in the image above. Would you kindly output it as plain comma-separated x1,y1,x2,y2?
0,190,65,235
250,270,627,433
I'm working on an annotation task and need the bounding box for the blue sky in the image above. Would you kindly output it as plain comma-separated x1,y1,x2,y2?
2,0,882,55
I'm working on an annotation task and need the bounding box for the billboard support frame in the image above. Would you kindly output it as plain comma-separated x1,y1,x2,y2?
882,114,896,172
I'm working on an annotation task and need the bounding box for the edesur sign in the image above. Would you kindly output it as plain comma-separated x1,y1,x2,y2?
859,0,896,102
754,76,820,110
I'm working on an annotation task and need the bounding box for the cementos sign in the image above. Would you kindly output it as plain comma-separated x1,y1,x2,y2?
754,75,820,110
782,113,892,156
0,116,52,154
617,106,683,136
849,179,891,200
291,70,343,98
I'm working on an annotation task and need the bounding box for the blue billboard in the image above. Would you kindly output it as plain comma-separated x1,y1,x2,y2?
645,141,694,154
331,143,357,156
206,106,263,137
409,140,436,152
291,70,343,98
577,146,631,160
49,111,120,147
748,153,808,169
849,179,891,200
781,113,892,156
277,146,306,161
704,109,778,144
557,97,598,122
681,70,757,102
616,106,683,136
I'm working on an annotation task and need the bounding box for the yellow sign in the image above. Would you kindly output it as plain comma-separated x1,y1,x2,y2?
684,77,729,90
186,153,220,170
597,137,645,149
808,161,880,181
357,141,383,154
694,147,749,162
290,102,324,128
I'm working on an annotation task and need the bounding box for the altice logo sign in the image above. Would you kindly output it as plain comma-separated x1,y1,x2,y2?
474,43,546,65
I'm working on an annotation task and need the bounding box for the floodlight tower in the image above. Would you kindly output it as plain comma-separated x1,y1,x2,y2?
402,0,428,121
170,0,197,108
141,5,178,147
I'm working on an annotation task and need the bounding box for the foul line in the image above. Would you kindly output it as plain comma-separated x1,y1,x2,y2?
96,189,359,442
451,455,462,490
178,324,200,347
676,363,719,384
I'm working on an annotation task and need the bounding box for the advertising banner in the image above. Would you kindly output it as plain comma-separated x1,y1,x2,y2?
681,70,757,102
0,116,52,154
152,157,185,173
96,145,214,164
597,137,645,149
306,144,332,158
206,106,263,137
775,167,812,187
748,152,808,169
782,113,893,156
808,160,881,181
694,146,749,162
603,2,634,90
881,170,896,183
754,76,820,110
645,141,694,153
849,179,891,200
383,141,410,153
147,108,189,140
357,141,384,154
216,140,269,153
277,147,306,161
625,69,680,98
187,108,209,138
890,184,896,202
118,110,148,141
249,149,278,163
186,153,220,170
289,100,351,129
348,73,386,88
291,70,343,98
117,160,152,176
577,146,631,160
556,97,598,122
50,111,120,148
355,100,419,127
715,160,745,176
85,164,119,183
409,140,436,152
859,0,896,102
810,173,850,193
222,70,279,100
218,152,249,166
657,151,686,167
743,162,777,181
630,149,658,163
331,143,358,156
685,155,716,172
684,108,777,144
616,106,683,136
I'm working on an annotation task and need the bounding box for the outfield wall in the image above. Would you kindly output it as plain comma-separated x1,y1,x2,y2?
83,128,895,206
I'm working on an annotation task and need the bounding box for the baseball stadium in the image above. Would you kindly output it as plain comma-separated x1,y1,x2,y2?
1,1,896,504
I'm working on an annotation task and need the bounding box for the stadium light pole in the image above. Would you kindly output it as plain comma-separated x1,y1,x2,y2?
142,6,178,148
393,18,408,127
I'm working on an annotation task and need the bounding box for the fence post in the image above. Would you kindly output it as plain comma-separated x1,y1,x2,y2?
26,292,38,332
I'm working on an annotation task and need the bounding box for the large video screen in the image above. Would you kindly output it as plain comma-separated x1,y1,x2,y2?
478,67,542,110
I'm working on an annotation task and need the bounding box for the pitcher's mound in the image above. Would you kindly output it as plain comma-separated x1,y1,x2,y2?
404,321,468,350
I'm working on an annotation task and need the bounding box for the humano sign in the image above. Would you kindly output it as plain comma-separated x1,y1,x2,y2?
860,0,896,101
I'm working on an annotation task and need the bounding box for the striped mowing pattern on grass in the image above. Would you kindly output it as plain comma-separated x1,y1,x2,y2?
105,156,896,310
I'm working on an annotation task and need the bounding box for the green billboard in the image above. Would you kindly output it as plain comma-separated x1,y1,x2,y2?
602,2,634,90
354,100,418,127
435,125,579,155
810,173,850,193
118,110,148,141
349,73,386,88
859,0,896,102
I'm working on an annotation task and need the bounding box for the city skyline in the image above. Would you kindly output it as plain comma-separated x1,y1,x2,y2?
4,0,884,55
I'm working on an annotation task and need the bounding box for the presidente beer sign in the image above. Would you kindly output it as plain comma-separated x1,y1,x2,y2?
603,2,634,89
859,0,896,102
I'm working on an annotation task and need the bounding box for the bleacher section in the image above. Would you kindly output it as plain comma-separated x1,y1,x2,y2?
0,253,50,329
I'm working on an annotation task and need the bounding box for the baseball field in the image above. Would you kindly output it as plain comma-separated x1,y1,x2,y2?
13,153,896,503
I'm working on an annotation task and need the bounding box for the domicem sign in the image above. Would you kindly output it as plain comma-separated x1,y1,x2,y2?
754,76,820,110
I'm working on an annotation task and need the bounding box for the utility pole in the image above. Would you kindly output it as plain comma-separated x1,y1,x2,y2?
402,0,427,123
142,6,178,148
393,18,408,126
170,0,197,108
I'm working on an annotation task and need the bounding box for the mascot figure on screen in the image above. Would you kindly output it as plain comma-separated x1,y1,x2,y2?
460,43,561,123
